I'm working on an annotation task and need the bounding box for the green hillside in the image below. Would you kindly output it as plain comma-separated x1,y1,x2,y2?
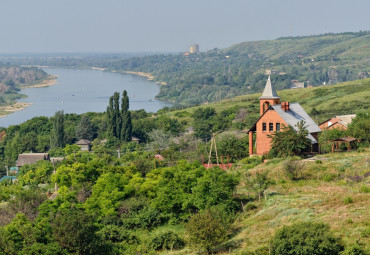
105,31,370,105
165,78,370,128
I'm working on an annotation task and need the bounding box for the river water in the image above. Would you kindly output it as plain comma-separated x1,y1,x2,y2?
0,68,171,127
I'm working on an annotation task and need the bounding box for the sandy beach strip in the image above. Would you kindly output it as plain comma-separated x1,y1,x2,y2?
0,102,32,118
25,75,57,88
123,71,167,85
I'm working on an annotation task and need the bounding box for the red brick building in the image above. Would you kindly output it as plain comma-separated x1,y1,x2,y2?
247,77,321,155
319,114,356,130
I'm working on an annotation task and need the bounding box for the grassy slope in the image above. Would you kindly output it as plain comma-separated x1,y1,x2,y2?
228,149,370,254
166,78,370,125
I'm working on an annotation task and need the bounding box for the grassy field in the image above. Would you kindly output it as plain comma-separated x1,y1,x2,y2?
165,78,370,126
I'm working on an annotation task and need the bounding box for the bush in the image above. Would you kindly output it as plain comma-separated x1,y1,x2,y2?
343,196,354,205
341,244,366,255
360,185,370,193
245,202,257,211
186,209,229,254
283,160,303,180
148,231,184,251
271,222,344,255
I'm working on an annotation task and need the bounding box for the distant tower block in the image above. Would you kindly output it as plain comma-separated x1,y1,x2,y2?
189,44,199,53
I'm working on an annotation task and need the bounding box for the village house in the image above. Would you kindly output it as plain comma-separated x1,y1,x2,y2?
16,153,50,167
319,114,356,130
247,76,321,155
75,139,92,151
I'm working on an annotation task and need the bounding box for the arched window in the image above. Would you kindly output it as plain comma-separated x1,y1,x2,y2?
263,101,270,113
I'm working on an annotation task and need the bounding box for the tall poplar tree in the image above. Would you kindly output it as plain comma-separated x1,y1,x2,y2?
106,90,132,141
121,90,132,142
50,110,65,148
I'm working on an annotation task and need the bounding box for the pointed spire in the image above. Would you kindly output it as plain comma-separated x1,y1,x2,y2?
259,76,279,99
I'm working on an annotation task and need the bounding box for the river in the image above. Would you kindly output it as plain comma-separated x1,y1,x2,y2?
0,68,171,127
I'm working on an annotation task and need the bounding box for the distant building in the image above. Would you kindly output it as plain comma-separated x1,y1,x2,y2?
189,44,199,53
131,137,140,144
16,153,50,167
75,139,92,151
319,114,356,130
290,81,305,89
265,70,278,75
247,76,321,155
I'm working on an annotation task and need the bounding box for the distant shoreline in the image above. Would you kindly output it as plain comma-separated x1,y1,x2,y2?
0,75,57,117
123,71,167,85
0,102,32,118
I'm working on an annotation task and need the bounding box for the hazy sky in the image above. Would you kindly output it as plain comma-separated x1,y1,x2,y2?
1,0,369,53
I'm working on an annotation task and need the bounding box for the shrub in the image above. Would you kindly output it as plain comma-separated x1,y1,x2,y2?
148,231,184,251
360,185,370,193
186,209,229,254
283,160,303,180
343,196,354,205
245,202,257,211
341,244,366,255
271,222,344,255
322,173,335,182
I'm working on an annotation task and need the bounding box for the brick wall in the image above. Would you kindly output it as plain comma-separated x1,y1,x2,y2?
256,110,286,155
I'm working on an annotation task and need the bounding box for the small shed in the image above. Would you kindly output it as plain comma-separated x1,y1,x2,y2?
331,137,357,152
75,139,92,151
131,137,140,144
16,153,50,167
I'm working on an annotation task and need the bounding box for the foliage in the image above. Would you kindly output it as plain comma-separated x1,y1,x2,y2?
245,170,273,200
50,111,65,149
268,121,311,157
147,230,184,251
186,209,229,254
283,159,304,180
106,90,132,142
318,128,347,153
271,222,344,255
347,111,370,142
51,208,110,254
341,244,367,255
75,114,96,140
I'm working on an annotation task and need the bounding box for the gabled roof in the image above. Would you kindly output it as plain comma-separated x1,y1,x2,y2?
319,114,356,128
16,153,50,167
247,103,321,144
75,139,91,145
259,76,279,99
272,103,321,134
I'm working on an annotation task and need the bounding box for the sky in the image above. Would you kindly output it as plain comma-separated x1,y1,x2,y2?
1,0,370,54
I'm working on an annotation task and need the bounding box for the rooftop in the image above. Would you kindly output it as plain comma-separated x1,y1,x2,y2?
259,76,280,99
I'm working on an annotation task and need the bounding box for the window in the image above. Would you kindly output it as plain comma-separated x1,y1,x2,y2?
276,123,280,131
262,123,266,131
269,123,274,131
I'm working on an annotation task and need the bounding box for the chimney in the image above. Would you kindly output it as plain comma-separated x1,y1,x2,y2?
281,102,290,112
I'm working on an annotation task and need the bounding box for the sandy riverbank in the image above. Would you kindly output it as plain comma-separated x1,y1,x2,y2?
124,71,167,85
91,67,107,71
0,76,57,118
0,102,32,118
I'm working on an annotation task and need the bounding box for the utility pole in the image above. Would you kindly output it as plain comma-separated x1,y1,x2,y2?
5,166,9,176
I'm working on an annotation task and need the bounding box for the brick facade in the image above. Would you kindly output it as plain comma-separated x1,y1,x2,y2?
256,110,286,155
